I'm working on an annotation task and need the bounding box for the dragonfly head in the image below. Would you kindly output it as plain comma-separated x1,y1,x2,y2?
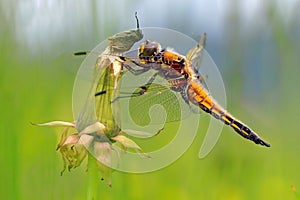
138,40,162,61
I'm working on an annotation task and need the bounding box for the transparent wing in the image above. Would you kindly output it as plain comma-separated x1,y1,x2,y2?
186,32,206,70
127,82,192,126
185,33,210,93
96,72,196,126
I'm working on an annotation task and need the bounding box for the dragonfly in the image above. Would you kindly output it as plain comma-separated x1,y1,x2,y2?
92,33,271,147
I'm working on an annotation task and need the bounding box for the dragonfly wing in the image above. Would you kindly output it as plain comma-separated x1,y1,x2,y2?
128,83,192,126
113,71,192,126
186,32,206,69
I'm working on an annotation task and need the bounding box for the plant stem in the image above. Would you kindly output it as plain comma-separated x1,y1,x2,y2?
87,154,99,200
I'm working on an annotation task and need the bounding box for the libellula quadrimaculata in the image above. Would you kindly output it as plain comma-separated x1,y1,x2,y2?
94,32,270,147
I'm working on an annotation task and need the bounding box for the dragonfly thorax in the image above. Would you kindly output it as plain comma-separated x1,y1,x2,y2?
138,40,188,77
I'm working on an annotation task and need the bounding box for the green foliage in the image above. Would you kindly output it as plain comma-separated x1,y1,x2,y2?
1,1,300,200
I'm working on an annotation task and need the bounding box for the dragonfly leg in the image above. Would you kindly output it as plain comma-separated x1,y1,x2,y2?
111,72,160,103
142,72,159,88
119,54,165,76
123,62,150,75
126,72,159,97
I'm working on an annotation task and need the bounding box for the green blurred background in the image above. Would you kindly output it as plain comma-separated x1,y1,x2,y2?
1,0,300,199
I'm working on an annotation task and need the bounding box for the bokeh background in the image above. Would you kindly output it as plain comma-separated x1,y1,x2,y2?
1,0,300,199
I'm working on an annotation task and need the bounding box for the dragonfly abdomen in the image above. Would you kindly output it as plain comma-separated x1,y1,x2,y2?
187,82,270,147
223,112,270,147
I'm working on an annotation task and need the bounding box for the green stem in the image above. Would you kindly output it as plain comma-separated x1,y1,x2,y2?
87,154,99,200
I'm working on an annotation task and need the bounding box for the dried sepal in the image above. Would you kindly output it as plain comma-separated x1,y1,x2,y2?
31,121,75,128
78,122,106,136
111,135,150,158
59,133,87,175
56,127,71,150
122,128,163,138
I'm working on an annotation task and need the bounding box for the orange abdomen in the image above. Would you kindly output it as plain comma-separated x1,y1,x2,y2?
187,82,270,147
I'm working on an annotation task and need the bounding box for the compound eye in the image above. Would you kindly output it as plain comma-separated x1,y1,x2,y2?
138,40,162,60
145,47,157,56
144,41,160,56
